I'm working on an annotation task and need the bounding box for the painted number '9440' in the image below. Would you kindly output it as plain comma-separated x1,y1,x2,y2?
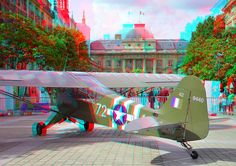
192,96,204,103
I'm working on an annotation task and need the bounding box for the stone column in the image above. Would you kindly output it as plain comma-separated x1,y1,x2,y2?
153,59,156,73
111,59,115,72
132,59,136,71
122,59,126,72
142,59,146,73
163,58,168,73
103,58,106,72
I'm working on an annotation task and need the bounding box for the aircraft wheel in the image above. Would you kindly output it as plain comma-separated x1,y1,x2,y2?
36,122,47,136
84,122,94,132
191,150,198,159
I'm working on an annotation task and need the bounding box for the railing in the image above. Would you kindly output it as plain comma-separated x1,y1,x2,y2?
0,96,52,116
0,96,235,116
129,96,235,114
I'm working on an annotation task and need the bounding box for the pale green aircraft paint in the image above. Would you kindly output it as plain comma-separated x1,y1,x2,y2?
47,75,209,143
0,70,209,159
132,75,209,142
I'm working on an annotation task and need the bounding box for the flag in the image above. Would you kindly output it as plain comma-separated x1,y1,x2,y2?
171,97,182,109
140,11,144,15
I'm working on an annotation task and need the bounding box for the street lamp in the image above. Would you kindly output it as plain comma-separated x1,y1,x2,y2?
214,52,224,79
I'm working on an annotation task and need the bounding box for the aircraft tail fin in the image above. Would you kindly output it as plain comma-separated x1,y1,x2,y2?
157,75,209,142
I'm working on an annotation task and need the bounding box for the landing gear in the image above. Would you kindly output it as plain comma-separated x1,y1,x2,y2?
191,150,198,159
84,122,94,132
181,141,198,159
32,122,47,136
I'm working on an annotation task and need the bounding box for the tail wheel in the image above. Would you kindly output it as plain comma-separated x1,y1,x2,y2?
36,122,47,136
84,122,94,132
191,151,198,159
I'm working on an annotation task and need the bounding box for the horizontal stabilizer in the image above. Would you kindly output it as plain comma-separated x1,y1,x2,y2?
125,117,159,132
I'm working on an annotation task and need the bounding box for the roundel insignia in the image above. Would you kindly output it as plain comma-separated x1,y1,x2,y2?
113,104,127,125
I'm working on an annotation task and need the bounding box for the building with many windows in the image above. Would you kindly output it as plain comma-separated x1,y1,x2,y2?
90,23,188,73
0,0,53,29
213,0,236,37
223,0,236,29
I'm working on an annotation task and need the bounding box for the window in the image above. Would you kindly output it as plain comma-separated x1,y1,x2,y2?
22,0,26,11
168,60,173,67
106,60,111,67
146,59,153,73
126,59,133,70
136,59,142,69
116,60,121,68
157,60,162,67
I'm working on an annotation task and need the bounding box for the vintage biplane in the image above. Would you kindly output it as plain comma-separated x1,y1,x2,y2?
0,70,209,159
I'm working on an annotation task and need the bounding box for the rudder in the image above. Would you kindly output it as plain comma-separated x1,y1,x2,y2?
157,75,209,141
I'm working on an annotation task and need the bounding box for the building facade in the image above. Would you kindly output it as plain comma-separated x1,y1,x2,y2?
90,23,188,73
213,0,235,36
0,0,79,29
222,0,236,29
0,0,53,29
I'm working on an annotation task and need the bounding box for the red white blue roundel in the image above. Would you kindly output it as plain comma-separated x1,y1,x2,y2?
113,104,127,125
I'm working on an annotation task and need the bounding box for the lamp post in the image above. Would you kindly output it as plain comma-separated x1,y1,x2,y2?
214,52,224,79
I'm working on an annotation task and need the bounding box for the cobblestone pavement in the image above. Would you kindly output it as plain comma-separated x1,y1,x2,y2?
0,114,236,166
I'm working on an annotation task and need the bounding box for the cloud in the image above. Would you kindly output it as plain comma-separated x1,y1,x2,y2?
69,0,219,40
94,0,218,10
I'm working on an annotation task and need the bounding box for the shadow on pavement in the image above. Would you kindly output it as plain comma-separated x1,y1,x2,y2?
151,147,236,165
1,114,236,165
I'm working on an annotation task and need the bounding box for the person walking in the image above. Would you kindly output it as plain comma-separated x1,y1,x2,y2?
228,90,235,115
140,88,148,106
148,88,155,109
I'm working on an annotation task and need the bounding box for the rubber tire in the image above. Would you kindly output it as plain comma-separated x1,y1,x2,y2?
36,122,46,136
84,122,94,132
191,150,198,159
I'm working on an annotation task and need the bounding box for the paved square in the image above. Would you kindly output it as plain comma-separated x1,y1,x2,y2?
0,114,236,165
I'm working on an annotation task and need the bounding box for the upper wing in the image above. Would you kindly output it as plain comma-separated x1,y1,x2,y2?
0,70,89,88
90,72,183,88
0,70,183,88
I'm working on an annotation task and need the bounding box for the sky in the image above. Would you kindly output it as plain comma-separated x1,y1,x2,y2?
69,0,223,41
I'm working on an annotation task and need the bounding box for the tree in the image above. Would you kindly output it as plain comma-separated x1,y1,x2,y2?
0,12,91,71
132,68,143,73
46,26,91,71
0,12,46,69
181,16,236,85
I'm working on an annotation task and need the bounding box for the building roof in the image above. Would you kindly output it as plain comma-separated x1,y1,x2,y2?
125,24,154,40
90,40,123,50
90,39,188,51
156,39,188,50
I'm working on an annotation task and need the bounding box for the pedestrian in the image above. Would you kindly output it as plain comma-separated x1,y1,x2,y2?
127,88,136,98
218,92,223,113
148,88,155,109
158,87,164,107
140,88,148,106
221,94,227,114
228,89,235,115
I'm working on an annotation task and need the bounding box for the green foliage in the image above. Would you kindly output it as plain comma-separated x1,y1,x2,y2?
181,16,236,85
0,12,90,71
132,68,143,73
191,16,215,42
